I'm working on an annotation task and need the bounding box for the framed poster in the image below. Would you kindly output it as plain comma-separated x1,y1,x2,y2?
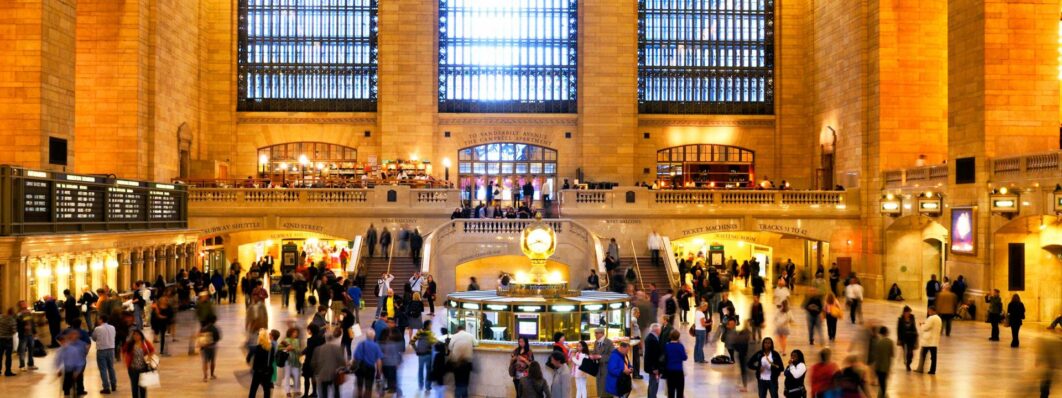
950,207,976,254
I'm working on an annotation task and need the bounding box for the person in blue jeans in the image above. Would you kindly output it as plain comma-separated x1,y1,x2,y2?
91,316,118,394
354,329,384,398
693,303,709,363
412,320,437,391
0,308,17,376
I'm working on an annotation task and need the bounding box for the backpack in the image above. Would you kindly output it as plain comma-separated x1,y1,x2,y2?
665,298,677,315
414,336,432,355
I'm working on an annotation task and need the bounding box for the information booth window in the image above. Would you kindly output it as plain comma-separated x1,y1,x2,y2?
457,143,558,203
656,144,754,188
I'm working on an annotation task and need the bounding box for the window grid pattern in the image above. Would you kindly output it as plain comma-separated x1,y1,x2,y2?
237,0,378,112
439,0,578,113
638,0,774,114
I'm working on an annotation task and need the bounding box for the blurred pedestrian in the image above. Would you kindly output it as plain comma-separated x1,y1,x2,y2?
1007,294,1026,348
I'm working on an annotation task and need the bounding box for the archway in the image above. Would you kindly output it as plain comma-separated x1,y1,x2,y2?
884,215,948,301
671,230,828,290
456,143,558,204
453,255,572,292
993,215,1061,322
655,144,755,188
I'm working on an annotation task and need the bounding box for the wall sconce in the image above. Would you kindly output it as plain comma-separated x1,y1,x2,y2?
880,193,902,216
989,186,1019,218
917,191,942,216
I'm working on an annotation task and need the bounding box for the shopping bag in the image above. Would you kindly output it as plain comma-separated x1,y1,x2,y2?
138,371,161,388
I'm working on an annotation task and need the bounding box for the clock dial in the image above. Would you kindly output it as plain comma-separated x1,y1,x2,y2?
527,228,552,253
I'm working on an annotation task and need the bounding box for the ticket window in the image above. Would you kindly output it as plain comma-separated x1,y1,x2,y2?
481,309,513,341
516,314,540,341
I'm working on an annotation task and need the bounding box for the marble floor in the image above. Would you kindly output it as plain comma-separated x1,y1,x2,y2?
1,284,1058,398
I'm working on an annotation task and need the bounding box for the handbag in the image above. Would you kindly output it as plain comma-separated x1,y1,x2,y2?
275,350,290,365
508,358,519,377
138,371,161,388
615,357,633,396
577,358,600,376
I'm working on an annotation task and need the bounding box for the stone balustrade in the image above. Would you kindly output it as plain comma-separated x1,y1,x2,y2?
188,186,462,215
881,164,949,189
560,187,857,216
991,150,1061,182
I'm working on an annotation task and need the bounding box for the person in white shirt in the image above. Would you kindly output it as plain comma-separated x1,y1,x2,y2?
693,302,709,364
375,273,394,316
409,272,424,293
448,325,477,364
914,307,942,375
774,279,791,308
570,341,590,398
91,316,118,394
844,278,865,324
647,231,664,267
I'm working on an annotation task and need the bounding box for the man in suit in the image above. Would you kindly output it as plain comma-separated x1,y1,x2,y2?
643,323,663,398
591,328,614,398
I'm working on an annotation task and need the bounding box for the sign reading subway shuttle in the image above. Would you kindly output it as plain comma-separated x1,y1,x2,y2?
0,165,188,235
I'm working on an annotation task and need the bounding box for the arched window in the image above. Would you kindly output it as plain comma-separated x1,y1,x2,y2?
457,143,558,202
656,144,754,188
257,142,359,178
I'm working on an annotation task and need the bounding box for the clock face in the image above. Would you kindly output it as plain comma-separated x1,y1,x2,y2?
527,228,553,253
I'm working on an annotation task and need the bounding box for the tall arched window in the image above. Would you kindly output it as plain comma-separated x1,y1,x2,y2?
257,142,359,178
438,0,578,113
656,144,754,188
457,143,558,202
237,0,378,112
638,0,774,115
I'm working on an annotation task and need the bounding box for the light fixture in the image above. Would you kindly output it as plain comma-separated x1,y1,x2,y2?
917,192,942,216
298,154,309,166
989,187,1020,217
1054,184,1062,215
881,193,902,216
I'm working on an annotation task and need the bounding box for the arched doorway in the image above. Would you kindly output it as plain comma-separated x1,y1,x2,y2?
671,230,828,290
257,142,359,184
655,144,755,188
454,255,571,292
884,215,948,301
457,143,558,204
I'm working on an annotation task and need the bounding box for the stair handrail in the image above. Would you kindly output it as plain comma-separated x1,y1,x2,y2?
629,239,645,291
385,239,395,275
661,236,680,290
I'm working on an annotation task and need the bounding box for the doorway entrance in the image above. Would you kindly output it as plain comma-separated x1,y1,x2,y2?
457,143,558,205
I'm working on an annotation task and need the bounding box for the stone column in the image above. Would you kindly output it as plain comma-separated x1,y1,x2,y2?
145,248,157,283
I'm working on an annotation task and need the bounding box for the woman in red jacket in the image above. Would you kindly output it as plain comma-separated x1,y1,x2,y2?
808,348,839,398
122,329,156,398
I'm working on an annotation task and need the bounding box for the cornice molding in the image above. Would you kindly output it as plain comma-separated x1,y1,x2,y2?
638,117,776,127
438,115,578,126
238,117,378,125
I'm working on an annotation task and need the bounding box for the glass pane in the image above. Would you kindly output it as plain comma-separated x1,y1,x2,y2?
487,163,501,174
473,163,486,174
529,146,542,160
515,163,528,174
459,149,473,160
487,144,501,161
544,163,556,174
530,163,542,174
501,163,514,174
544,149,557,161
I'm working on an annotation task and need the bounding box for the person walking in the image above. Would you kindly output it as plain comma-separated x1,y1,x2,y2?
91,315,118,394
550,351,572,398
301,324,324,398
413,320,437,392
869,326,895,398
641,325,662,398
381,327,405,395
0,308,17,377
605,342,633,398
366,224,378,258
663,330,687,398
196,314,220,382
277,327,302,397
449,325,476,398
519,361,550,398
44,296,61,347
914,307,942,375
843,279,864,324
340,309,357,358
822,293,841,344
122,329,154,398
425,275,438,316
150,295,173,356
15,301,37,372
782,350,807,398
226,271,239,305
985,289,1004,341
380,228,392,259
1006,294,1026,348
802,291,825,346
809,349,839,398
647,230,664,267
935,288,958,336
248,329,276,398
774,301,794,355
78,287,98,332
279,271,294,309
410,228,424,263
747,337,784,398
375,273,394,316
311,328,347,398
293,273,308,315
55,329,88,398
354,328,385,398
728,322,754,392
591,328,615,398
693,302,709,363
896,306,919,371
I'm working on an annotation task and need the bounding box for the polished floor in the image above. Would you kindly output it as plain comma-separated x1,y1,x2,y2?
0,284,1058,398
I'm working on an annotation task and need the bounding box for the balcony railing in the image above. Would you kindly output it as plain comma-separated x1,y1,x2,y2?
991,151,1061,182
560,187,857,214
188,187,461,210
881,165,949,189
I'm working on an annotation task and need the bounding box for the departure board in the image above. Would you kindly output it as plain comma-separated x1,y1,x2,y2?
3,166,187,235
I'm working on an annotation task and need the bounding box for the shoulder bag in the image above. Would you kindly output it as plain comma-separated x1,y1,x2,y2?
615,357,633,396
578,357,600,376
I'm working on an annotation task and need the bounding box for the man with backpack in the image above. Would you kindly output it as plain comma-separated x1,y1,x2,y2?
412,320,437,392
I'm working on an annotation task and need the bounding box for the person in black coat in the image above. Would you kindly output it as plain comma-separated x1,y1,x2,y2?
746,337,784,398
896,306,919,371
249,330,276,398
410,229,424,263
43,296,62,347
302,324,325,398
1006,294,1026,348
380,228,393,259
642,324,663,398
366,224,379,258
62,290,80,330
